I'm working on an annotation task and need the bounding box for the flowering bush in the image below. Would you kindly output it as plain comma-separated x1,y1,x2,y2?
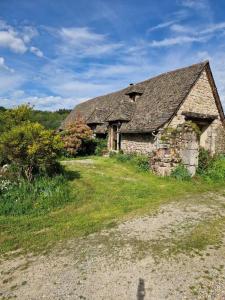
61,116,93,156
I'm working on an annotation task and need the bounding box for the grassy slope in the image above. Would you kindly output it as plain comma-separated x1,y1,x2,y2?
0,157,223,257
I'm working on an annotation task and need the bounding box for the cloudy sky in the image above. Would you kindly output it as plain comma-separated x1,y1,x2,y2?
0,0,225,111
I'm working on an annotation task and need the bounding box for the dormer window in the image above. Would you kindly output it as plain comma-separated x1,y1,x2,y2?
125,83,143,102
129,92,140,102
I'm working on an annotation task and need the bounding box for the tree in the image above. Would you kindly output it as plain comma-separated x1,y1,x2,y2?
30,109,72,129
0,105,64,181
61,116,93,156
0,105,72,130
0,104,32,133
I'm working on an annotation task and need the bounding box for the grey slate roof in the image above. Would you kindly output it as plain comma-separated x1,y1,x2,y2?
62,61,223,133
86,108,110,124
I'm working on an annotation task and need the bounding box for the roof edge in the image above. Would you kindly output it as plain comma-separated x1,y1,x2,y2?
71,60,210,109
165,60,209,128
204,62,225,124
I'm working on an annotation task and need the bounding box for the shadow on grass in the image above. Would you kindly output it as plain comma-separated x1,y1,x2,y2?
64,169,81,180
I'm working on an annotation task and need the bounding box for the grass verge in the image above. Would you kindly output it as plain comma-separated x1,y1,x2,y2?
0,157,224,257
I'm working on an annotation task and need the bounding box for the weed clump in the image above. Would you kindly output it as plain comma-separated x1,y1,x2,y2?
171,165,191,181
197,148,225,182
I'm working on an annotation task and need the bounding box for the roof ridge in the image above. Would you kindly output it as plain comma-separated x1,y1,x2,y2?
135,60,208,87
75,61,209,106
62,60,213,133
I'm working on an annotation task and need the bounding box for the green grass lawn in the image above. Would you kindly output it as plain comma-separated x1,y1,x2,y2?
0,156,224,257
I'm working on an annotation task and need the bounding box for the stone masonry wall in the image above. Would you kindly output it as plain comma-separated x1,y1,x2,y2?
168,70,225,154
151,124,199,176
169,70,218,127
121,133,156,155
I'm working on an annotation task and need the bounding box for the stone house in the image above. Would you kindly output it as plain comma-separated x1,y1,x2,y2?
62,61,225,175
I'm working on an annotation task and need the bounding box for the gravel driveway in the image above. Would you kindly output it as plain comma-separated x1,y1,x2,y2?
1,191,225,300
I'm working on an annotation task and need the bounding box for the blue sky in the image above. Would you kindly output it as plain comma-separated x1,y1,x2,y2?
0,0,225,111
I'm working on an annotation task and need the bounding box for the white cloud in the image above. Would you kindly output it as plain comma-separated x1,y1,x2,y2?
148,21,177,33
2,49,225,111
201,22,225,34
147,9,190,34
22,26,38,43
0,30,27,53
30,46,44,57
0,57,14,72
149,35,207,47
180,0,208,10
0,20,43,56
170,24,193,33
59,27,105,44
0,95,80,111
23,95,77,110
148,19,225,49
57,26,123,57
38,62,114,100
171,21,225,36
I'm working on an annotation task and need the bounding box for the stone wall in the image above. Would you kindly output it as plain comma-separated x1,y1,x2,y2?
121,133,156,155
151,124,199,176
168,69,225,154
169,70,218,127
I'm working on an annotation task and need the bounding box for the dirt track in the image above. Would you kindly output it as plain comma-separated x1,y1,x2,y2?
1,191,225,300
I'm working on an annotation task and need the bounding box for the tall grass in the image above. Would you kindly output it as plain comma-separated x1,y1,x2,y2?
197,148,225,182
110,152,149,171
202,156,225,182
171,165,191,181
0,175,75,216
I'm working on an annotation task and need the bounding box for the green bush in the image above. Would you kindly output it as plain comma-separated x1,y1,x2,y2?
109,151,117,158
197,147,215,175
202,156,225,182
0,105,64,180
77,138,97,156
171,165,191,181
94,138,107,156
196,148,225,182
132,155,149,171
0,174,75,216
60,137,108,157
